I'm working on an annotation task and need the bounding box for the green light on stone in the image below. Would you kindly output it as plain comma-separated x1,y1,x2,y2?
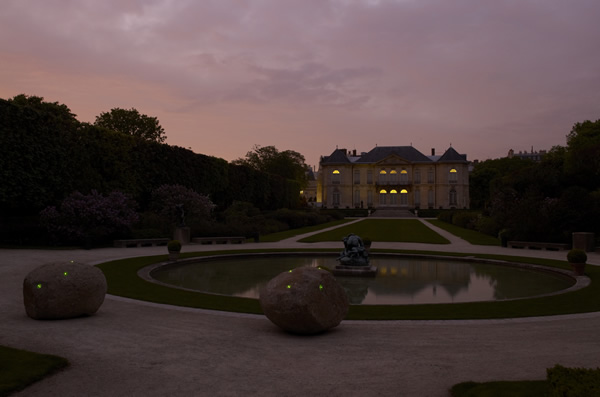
36,283,42,289
63,272,68,276
287,285,291,289
289,270,292,272
319,284,323,290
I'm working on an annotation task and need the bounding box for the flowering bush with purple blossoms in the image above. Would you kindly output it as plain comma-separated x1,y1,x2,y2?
150,184,215,225
40,190,139,245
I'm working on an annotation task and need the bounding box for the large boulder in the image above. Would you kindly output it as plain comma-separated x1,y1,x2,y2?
23,261,107,320
259,266,349,334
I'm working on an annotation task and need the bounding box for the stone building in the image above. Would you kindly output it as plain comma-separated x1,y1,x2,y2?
315,146,469,210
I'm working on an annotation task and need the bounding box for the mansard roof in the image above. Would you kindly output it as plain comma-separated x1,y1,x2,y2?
437,147,468,163
320,146,467,165
320,148,352,164
356,146,432,163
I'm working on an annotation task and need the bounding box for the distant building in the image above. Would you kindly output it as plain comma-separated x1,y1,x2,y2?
507,147,547,162
312,146,470,210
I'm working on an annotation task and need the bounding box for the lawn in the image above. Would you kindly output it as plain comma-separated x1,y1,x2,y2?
299,219,451,244
427,219,501,246
258,219,353,242
0,345,68,396
450,380,549,396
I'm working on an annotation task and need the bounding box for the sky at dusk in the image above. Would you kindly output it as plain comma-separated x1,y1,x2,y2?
2,0,599,167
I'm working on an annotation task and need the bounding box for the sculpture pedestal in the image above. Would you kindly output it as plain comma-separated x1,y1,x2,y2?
173,227,190,245
333,265,377,277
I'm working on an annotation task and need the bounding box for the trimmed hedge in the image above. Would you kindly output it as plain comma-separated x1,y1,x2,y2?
547,365,600,396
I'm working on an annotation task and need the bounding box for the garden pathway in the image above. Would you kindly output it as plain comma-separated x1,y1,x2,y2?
1,221,599,396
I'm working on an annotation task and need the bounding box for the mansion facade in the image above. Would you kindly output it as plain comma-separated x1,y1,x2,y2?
311,146,469,210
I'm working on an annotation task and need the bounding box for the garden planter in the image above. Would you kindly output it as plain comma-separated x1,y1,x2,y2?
570,262,585,276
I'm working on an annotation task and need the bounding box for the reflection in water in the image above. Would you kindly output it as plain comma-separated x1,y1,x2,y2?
151,256,573,305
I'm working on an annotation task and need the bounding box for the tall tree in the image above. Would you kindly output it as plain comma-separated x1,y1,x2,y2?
94,107,166,143
232,145,309,188
565,119,600,190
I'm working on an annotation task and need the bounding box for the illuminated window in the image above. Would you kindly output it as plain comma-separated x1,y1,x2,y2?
379,189,387,205
390,170,398,183
332,170,341,184
400,189,408,205
390,189,397,205
449,168,458,183
379,170,387,184
400,169,408,184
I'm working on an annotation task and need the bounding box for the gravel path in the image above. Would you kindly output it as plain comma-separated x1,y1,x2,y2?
2,220,599,396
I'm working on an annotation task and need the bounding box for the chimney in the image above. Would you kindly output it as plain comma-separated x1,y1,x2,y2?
352,149,357,156
431,148,435,156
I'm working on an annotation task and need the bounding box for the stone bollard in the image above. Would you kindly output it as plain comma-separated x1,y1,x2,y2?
23,261,107,320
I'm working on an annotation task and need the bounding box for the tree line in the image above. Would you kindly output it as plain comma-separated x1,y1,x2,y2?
468,119,600,244
0,95,302,244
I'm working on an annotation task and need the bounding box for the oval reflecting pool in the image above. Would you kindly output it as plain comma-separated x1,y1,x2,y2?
150,255,575,305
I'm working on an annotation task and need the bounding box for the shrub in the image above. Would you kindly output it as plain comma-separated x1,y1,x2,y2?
567,249,587,264
547,364,600,396
452,211,478,229
475,215,500,237
150,184,215,226
40,190,138,246
437,210,455,224
167,240,181,252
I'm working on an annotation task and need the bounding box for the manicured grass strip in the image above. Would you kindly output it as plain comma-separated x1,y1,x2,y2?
0,345,69,396
450,380,548,396
258,219,354,242
299,219,451,244
97,249,599,320
426,219,501,246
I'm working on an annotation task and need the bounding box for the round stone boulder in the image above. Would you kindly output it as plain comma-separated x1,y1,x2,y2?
259,266,349,334
23,261,107,320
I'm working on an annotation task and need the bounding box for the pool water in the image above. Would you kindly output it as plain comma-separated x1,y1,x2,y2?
150,255,574,305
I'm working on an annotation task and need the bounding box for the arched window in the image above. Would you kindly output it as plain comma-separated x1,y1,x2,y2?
449,168,458,183
390,189,397,205
379,170,387,184
332,169,341,184
400,169,408,184
390,170,398,184
400,189,408,205
379,189,387,205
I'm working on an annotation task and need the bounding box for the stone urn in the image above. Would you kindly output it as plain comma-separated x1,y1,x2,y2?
567,249,587,276
167,240,181,261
